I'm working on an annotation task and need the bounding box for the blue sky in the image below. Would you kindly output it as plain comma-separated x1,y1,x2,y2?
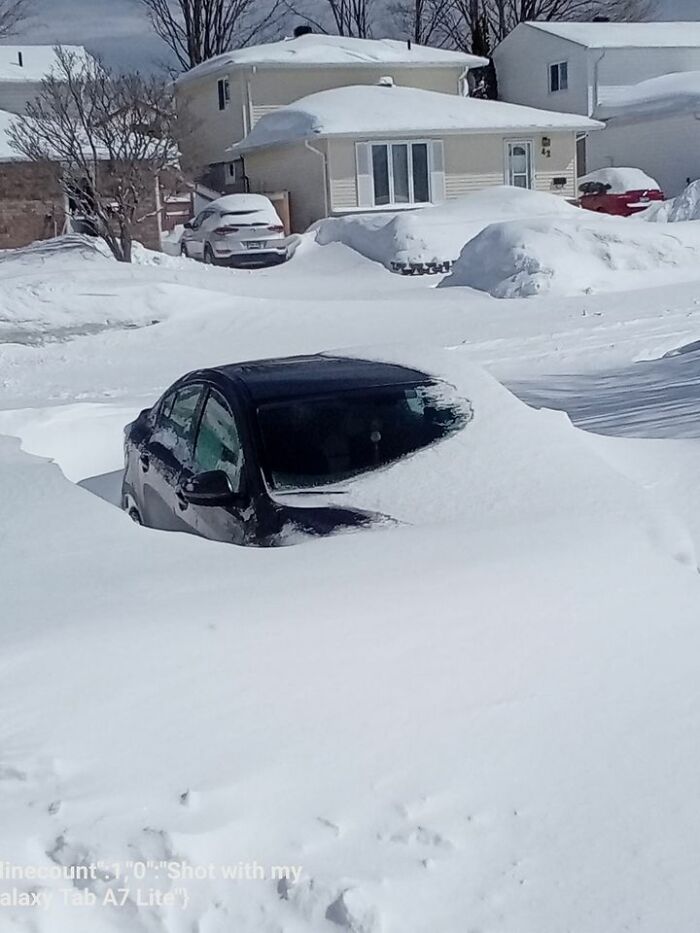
3,0,698,72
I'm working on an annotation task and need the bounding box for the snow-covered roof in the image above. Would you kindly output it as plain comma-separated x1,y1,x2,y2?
0,44,89,82
595,70,700,121
176,33,487,85
527,21,700,49
231,84,602,154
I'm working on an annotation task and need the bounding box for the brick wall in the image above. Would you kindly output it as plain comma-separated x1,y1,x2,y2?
0,160,178,252
0,161,65,250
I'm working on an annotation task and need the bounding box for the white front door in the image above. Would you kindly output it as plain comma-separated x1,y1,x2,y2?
506,140,534,189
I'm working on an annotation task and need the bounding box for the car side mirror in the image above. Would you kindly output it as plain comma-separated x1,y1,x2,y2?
183,220,194,230
182,470,234,506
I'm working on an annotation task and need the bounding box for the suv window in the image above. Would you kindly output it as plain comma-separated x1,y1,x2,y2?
191,209,213,230
153,383,204,462
192,389,245,493
257,383,468,490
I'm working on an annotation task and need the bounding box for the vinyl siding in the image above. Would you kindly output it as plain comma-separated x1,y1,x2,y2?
248,65,464,112
243,140,327,232
175,71,247,169
327,139,358,211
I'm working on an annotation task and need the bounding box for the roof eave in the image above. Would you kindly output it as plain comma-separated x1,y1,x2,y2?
176,56,488,85
231,121,602,154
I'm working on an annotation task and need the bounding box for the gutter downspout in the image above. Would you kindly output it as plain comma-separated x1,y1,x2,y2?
304,139,329,218
591,49,606,117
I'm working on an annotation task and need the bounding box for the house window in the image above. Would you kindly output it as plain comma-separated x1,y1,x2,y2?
506,140,534,189
217,77,230,111
549,61,568,93
370,141,430,206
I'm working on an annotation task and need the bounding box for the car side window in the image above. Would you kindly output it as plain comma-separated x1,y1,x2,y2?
191,210,212,230
192,389,245,494
152,383,204,463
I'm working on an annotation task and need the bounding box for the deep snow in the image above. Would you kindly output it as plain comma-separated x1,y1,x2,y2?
4,231,700,932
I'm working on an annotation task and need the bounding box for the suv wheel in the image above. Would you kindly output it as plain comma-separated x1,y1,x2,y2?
203,244,215,265
180,242,189,258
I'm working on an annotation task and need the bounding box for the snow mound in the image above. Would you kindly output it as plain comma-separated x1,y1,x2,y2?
578,166,660,194
640,179,700,223
313,187,579,272
440,214,700,298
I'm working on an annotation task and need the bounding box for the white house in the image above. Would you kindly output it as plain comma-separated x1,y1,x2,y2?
493,21,700,174
174,30,488,189
593,71,700,195
229,83,601,232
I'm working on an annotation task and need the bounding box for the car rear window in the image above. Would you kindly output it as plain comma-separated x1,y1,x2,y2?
256,383,469,490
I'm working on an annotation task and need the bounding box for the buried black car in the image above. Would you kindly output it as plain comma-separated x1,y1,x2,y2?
122,354,469,546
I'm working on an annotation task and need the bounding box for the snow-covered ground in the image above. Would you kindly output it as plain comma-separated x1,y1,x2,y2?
4,225,700,932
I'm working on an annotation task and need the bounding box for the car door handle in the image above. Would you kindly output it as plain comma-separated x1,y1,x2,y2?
139,453,150,472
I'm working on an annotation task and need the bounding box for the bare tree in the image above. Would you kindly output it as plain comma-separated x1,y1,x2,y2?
0,0,32,36
389,0,454,45
282,0,374,37
8,48,188,263
138,0,285,70
420,0,651,57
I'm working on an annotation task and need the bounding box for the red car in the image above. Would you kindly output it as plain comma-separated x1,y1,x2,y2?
578,168,664,217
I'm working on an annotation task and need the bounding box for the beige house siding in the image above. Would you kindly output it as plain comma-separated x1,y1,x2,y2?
444,135,507,197
248,65,463,115
533,133,577,198
177,71,247,170
244,140,327,233
327,139,358,212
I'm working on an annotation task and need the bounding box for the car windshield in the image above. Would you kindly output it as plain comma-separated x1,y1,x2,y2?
257,383,468,490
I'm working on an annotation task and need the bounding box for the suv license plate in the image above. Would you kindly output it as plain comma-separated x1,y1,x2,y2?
245,241,265,249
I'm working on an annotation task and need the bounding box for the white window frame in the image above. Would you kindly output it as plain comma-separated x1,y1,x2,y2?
217,77,231,111
548,60,568,93
369,139,433,208
504,139,534,189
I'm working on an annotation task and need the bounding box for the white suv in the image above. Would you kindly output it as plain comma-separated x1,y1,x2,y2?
181,194,288,267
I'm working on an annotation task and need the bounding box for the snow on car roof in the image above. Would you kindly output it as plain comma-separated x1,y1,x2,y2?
0,44,90,82
208,193,278,213
595,71,700,122
578,167,661,193
231,84,602,154
176,33,487,85
528,21,700,48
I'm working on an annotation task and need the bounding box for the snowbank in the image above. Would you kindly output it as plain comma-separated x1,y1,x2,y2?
640,179,700,222
579,166,660,194
440,213,700,298
313,187,580,273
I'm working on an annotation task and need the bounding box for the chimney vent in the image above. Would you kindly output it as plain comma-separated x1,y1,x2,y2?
17,50,23,67
293,24,313,38
378,75,394,87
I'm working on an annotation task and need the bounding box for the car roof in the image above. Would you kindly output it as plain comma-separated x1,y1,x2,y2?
211,354,432,403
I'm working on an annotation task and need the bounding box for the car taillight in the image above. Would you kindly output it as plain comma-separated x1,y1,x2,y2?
267,225,284,233
214,225,239,234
